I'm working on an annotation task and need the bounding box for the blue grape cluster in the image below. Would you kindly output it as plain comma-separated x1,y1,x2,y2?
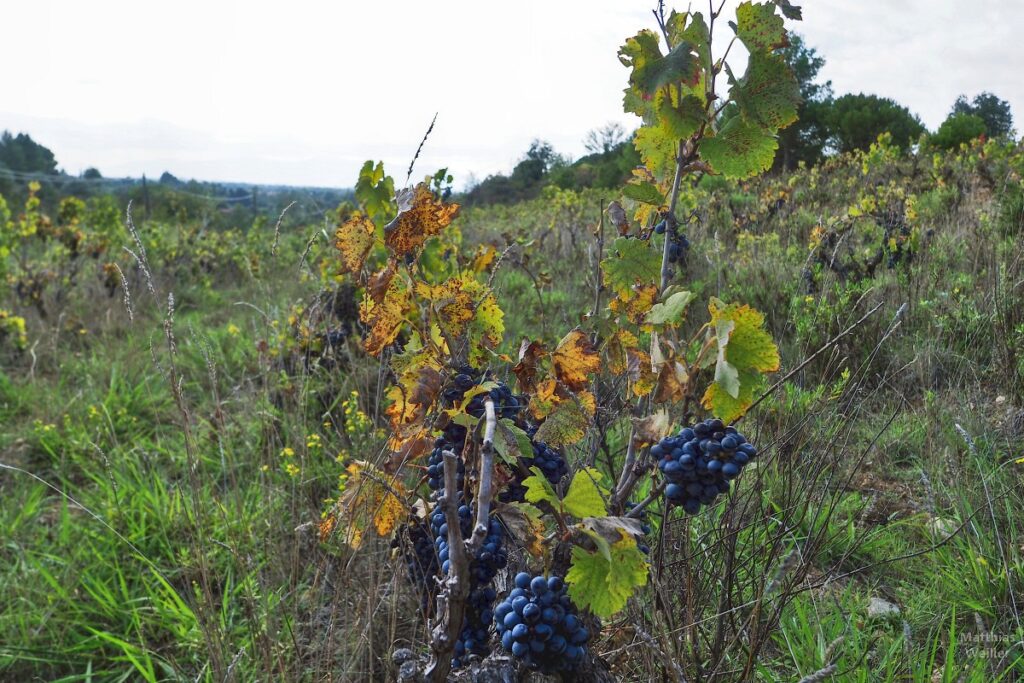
494,572,590,672
429,497,509,668
441,367,526,422
427,437,465,494
654,418,758,514
500,433,568,503
653,219,690,265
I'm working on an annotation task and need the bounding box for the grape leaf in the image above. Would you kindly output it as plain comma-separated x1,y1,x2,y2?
729,52,800,132
552,330,601,392
566,531,649,618
667,10,712,73
622,181,665,207
534,396,592,447
462,278,505,365
634,124,678,178
601,237,662,298
562,469,609,518
414,277,476,340
359,278,410,356
699,115,778,179
619,30,700,97
332,461,408,548
609,284,659,325
494,421,535,467
383,183,460,258
734,1,787,52
701,298,780,422
355,160,396,224
523,466,560,508
646,289,697,324
334,214,376,273
658,91,707,140
713,316,740,398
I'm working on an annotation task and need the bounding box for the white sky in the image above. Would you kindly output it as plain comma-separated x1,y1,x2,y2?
2,1,1022,188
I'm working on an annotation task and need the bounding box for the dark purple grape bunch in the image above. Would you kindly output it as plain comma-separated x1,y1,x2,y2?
427,437,465,494
494,572,590,672
654,218,689,265
441,366,526,422
499,430,568,504
654,418,758,514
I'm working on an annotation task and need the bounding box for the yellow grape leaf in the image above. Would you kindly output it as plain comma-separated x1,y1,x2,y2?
534,397,592,446
606,328,640,375
461,278,505,365
562,469,609,518
609,284,659,325
384,184,460,257
552,330,600,392
530,379,560,420
566,531,649,618
414,277,476,340
359,278,410,356
701,298,780,422
384,348,442,439
335,214,376,273
470,244,498,273
334,461,409,548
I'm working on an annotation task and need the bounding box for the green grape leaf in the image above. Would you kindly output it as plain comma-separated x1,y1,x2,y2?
701,298,780,422
658,92,707,140
619,30,700,98
729,52,800,132
634,124,678,178
646,289,697,325
494,420,535,467
622,181,665,207
562,469,609,519
522,466,561,509
667,10,712,72
734,1,787,52
566,532,649,618
698,116,778,179
601,237,662,297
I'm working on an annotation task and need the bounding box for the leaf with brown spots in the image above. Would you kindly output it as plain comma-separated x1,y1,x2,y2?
359,277,410,356
331,461,409,548
335,214,376,273
609,284,659,325
552,330,600,392
384,183,460,258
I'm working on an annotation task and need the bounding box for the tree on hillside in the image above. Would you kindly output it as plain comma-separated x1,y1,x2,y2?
0,131,58,174
826,94,925,153
951,92,1014,138
584,123,626,155
774,34,833,170
82,167,102,180
930,113,987,150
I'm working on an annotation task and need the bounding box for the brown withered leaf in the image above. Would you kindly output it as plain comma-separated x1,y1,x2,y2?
384,183,460,257
335,214,376,273
367,259,398,303
513,339,547,393
607,200,630,236
631,409,672,444
654,360,688,404
552,330,600,392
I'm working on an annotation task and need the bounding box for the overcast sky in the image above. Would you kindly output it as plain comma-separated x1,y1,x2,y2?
2,1,1021,189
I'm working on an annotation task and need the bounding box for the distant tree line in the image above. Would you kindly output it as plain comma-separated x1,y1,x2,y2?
464,34,1015,205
